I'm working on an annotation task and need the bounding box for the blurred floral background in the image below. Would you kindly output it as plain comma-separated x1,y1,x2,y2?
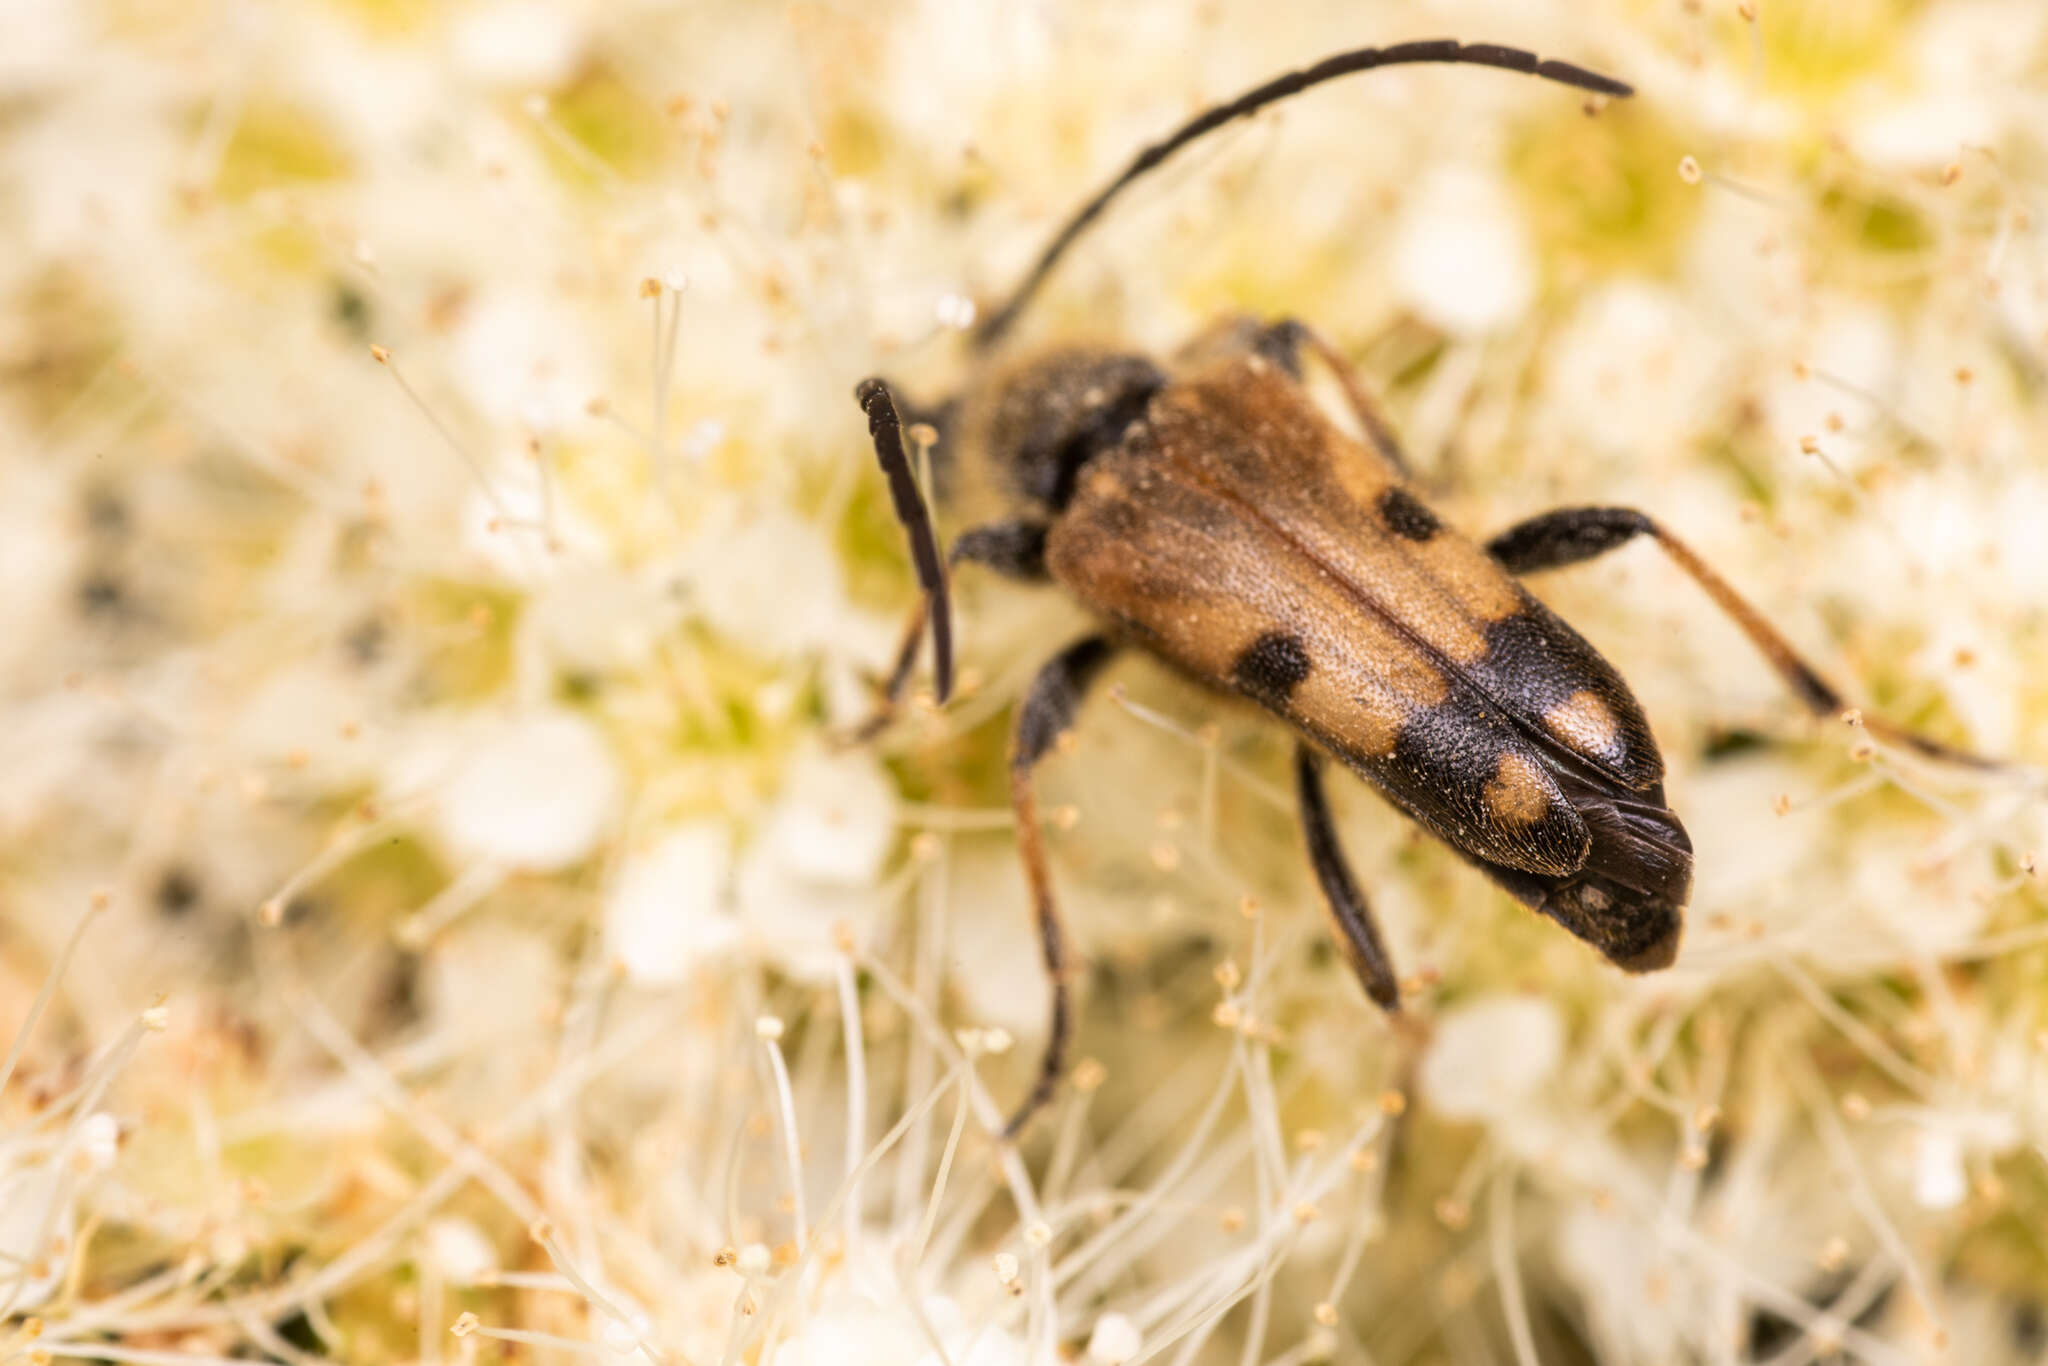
3,1,2047,1363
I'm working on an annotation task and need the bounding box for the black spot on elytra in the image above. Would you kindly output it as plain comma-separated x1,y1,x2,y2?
1377,486,1442,542
1232,632,1311,709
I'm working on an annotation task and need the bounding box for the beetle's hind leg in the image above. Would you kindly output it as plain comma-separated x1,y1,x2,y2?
1003,634,1117,1140
1295,745,1402,1009
841,521,1052,743
1486,506,1997,769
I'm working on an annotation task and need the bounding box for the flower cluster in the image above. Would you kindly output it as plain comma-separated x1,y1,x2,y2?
0,1,2044,1363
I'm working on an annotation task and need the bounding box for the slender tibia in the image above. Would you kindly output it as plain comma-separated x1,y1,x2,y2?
840,520,1052,743
1003,636,1116,1140
1295,744,1402,1009
1279,320,1410,475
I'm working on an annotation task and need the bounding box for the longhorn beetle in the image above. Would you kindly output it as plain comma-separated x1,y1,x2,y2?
849,39,1992,1137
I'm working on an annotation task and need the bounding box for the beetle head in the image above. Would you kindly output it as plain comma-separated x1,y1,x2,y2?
983,350,1164,512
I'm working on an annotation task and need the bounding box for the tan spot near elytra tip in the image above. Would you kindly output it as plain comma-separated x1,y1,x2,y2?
1485,753,1551,827
1293,670,1405,757
1412,535,1524,624
1545,690,1621,758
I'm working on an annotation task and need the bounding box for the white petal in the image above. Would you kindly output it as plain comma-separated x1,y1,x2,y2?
0,1164,73,1310
449,288,601,433
1913,1130,1968,1210
439,711,619,870
1087,1312,1143,1365
1419,995,1564,1122
1391,167,1534,336
606,825,736,984
760,745,898,888
424,1217,497,1281
450,2,587,87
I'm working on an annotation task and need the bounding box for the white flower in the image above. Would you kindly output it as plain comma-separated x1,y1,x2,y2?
757,744,897,888
1087,1312,1142,1364
437,710,620,870
233,662,385,783
423,924,557,1046
683,507,891,668
4,3,2044,1362
457,453,613,585
449,287,603,434
1541,281,1722,460
1553,1200,1699,1364
933,844,1045,1041
769,1285,1027,1366
606,824,737,984
1848,93,1993,170
423,1217,497,1281
0,1161,76,1311
520,565,668,680
1759,300,1899,476
728,744,900,981
450,2,588,87
1910,1129,1968,1211
736,846,881,986
1390,166,1534,336
1419,995,1565,1123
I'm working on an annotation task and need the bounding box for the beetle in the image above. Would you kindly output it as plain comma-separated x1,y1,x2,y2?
847,39,1990,1136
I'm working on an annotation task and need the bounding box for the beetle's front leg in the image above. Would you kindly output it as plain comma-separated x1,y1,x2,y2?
841,521,1053,744
1294,744,1402,1010
1003,634,1117,1140
1486,506,1996,769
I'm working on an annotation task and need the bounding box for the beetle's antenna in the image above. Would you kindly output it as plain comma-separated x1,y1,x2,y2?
855,377,954,703
973,39,1632,349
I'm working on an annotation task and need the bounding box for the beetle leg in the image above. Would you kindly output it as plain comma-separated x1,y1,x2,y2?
1295,744,1401,1009
841,598,932,745
1004,635,1117,1139
840,522,1053,743
951,520,1051,581
1487,506,1997,769
1180,317,1409,474
1274,320,1411,476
